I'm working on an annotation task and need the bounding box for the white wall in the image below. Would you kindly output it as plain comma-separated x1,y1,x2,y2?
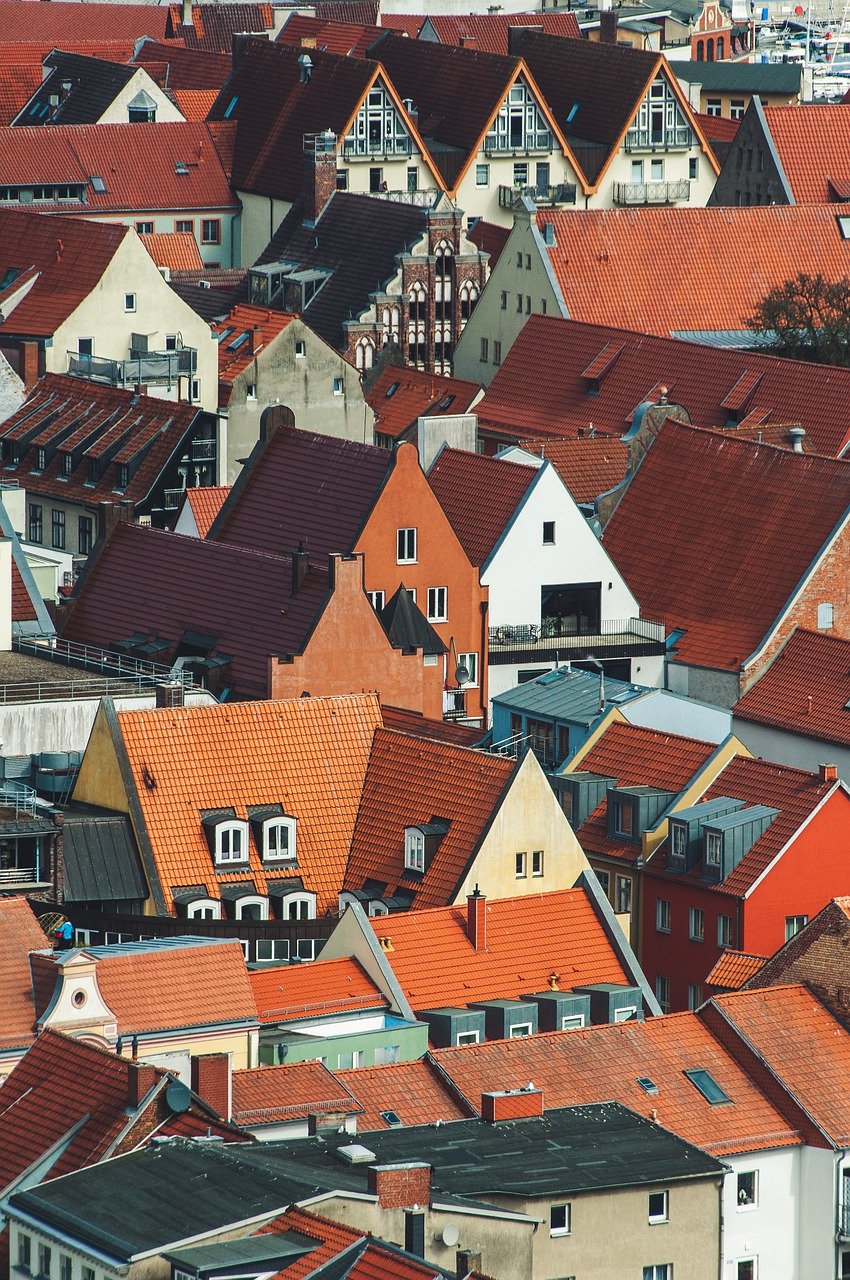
624,688,731,742
723,1147,807,1280
97,68,185,125
0,688,216,756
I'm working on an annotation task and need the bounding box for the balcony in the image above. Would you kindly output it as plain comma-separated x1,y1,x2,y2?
624,128,693,152
498,182,577,210
68,347,196,389
341,137,413,159
488,616,665,664
367,187,441,207
483,136,552,156
163,487,185,510
841,1199,850,1238
191,439,216,462
613,179,690,206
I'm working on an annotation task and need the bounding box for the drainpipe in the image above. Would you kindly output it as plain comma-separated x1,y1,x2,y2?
479,599,489,726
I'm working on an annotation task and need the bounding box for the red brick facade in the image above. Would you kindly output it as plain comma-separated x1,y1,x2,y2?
368,1162,432,1209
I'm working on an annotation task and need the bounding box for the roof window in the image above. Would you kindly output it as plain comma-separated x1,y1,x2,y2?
175,161,189,176
636,1076,659,1096
385,381,400,399
437,394,455,411
684,1068,731,1105
380,1109,403,1127
223,95,238,119
228,331,251,350
567,102,580,124
90,175,106,194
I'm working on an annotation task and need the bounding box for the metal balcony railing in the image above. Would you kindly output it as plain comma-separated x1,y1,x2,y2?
624,128,693,151
613,179,690,205
489,617,665,656
0,782,38,819
342,137,413,158
483,136,553,155
840,1198,850,1238
498,182,577,209
12,635,197,691
367,187,441,207
163,488,185,510
190,439,216,461
68,348,196,388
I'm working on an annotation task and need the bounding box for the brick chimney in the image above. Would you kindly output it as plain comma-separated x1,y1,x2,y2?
19,341,41,390
820,764,838,783
481,1087,544,1122
291,545,310,596
127,1061,160,1109
457,1251,482,1279
308,1110,351,1135
467,886,486,951
368,1162,431,1209
190,1052,231,1119
600,8,618,42
459,33,477,47
302,130,337,227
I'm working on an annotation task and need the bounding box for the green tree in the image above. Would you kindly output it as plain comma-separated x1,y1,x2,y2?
746,272,850,366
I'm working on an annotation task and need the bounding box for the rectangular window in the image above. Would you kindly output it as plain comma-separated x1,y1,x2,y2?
405,828,425,872
458,651,478,686
369,167,383,192
78,516,93,555
480,337,489,362
28,502,43,544
689,906,704,942
509,1022,533,1037
706,97,722,115
542,520,555,545
717,914,733,947
135,220,153,234
785,914,808,941
367,590,385,611
532,849,544,877
336,169,349,191
500,291,507,310
515,851,527,878
612,799,634,837
175,218,194,234
818,602,834,629
397,527,417,563
492,341,501,365
78,338,93,357
648,1190,669,1223
643,1268,671,1280
736,1262,755,1280
124,292,136,312
705,830,722,866
615,875,632,914
201,219,221,244
550,1203,571,1236
513,162,528,186
650,158,664,181
51,508,66,550
38,1245,52,1278
456,1030,480,1046
427,586,447,621
256,938,289,962
295,340,306,358
737,1170,757,1209
655,974,670,1013
562,1013,586,1030
476,163,490,186
689,156,698,179
407,166,418,192
59,1258,71,1280
332,376,344,395
18,1236,32,1271
688,983,702,1010
730,98,746,119
656,898,671,933
595,868,610,897
516,293,523,313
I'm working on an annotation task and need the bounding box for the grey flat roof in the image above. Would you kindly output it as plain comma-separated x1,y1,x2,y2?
492,665,644,725
675,62,801,91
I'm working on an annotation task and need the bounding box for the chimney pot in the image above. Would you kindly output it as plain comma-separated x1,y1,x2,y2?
291,547,310,596
820,764,838,783
467,885,486,951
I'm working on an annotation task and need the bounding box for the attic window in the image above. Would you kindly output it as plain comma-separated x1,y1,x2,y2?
209,819,249,866
611,798,634,838
175,161,189,176
637,1076,659,1096
437,394,455,411
567,102,580,124
380,1109,403,1127
404,827,425,873
704,831,721,867
263,817,296,863
90,175,106,194
684,1068,731,1106
228,331,250,350
223,95,238,119
838,215,850,239
385,381,400,399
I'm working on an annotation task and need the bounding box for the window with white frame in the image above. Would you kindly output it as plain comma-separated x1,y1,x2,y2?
643,1267,671,1280
648,1190,669,1224
296,936,317,958
59,1257,71,1280
476,163,490,186
264,816,296,862
689,906,704,941
427,586,447,621
509,1022,533,1037
124,293,136,313
562,1013,586,1030
627,75,692,150
542,520,556,545
785,914,808,941
405,826,425,872
515,850,527,878
333,376,344,395
615,874,632,914
397,527,417,563
215,820,248,865
549,1203,571,1236
656,898,671,932
613,1005,637,1023
367,590,385,611
736,1260,756,1280
458,651,478,686
187,898,221,920
737,1170,757,1209
343,83,412,157
256,938,289,962
485,78,552,153
283,893,315,920
705,830,722,867
532,849,544,877
456,1029,480,1045
818,602,834,629
235,896,269,921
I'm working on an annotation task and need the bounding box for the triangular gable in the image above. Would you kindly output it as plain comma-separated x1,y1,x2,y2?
338,69,446,192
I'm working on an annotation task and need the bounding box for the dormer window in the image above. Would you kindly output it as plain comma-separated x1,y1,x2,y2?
611,798,634,838
705,831,722,867
35,447,46,472
405,827,425,873
203,816,250,866
264,816,296,862
62,453,72,477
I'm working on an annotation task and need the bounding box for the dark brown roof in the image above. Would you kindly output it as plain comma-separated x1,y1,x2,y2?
468,218,509,268
166,2,275,50
209,422,392,557
14,51,136,126
169,268,249,322
277,14,384,57
424,12,582,52
134,41,232,91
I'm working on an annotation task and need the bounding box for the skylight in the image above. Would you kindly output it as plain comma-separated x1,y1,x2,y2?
567,102,580,125
385,381,400,399
636,1076,659,1096
438,394,455,411
223,94,238,119
228,331,250,350
683,1068,731,1105
380,1109,403,1127
90,175,107,194
216,327,235,344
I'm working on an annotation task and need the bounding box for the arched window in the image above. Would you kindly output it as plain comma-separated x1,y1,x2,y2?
235,895,269,921
707,37,714,59
282,892,316,921
716,35,724,57
213,820,248,866
262,816,296,862
408,281,427,323
696,39,704,59
459,280,479,322
435,240,453,278
187,898,221,920
355,337,374,370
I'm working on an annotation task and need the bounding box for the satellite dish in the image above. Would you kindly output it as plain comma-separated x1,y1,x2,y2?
440,1224,460,1247
166,1080,192,1115
454,663,470,686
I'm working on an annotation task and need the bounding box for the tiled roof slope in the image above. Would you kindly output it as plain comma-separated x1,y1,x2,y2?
0,123,237,213
467,217,510,268
277,14,385,57
764,105,850,203
603,421,850,671
0,210,127,337
2,42,140,67
249,957,387,1024
367,367,481,441
0,67,42,126
12,562,37,623
424,12,581,51
732,629,850,748
475,315,850,457
32,940,257,1034
345,728,515,909
380,705,482,747
140,232,204,272
427,447,537,565
214,306,296,387
573,721,718,864
0,4,170,44
257,1209,367,1280
431,1010,804,1156
169,3,275,51
185,485,231,536
61,522,331,700
538,205,850,338
209,423,392,557
231,1061,358,1125
711,984,850,1145
259,1208,456,1280
14,51,135,127
369,888,630,1011
705,950,767,990
517,437,629,503
653,755,837,898
115,694,383,914
254,192,427,353
134,42,232,91
0,375,202,510
169,267,249,323
0,898,48,1052
171,89,218,121
335,1058,472,1129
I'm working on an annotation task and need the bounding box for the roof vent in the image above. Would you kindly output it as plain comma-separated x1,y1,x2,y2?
176,161,189,176
336,1143,377,1164
298,52,313,84
198,279,211,290
541,221,556,247
789,425,805,453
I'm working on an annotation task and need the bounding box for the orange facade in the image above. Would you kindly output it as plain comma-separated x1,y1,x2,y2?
355,443,489,724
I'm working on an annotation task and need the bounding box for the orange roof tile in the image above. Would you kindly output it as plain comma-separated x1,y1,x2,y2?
538,205,850,337
185,485,231,536
345,729,515,910
335,1057,471,1129
733,629,850,749
432,1011,804,1156
259,1208,364,1280
761,104,850,203
231,1060,358,1125
706,950,767,990
171,88,218,120
0,898,48,1051
427,448,537,566
369,888,630,1013
380,705,482,748
366,366,482,442
249,956,387,1024
214,305,297,385
603,421,850,671
140,231,204,272
711,984,850,1145
116,695,384,915
517,437,629,503
0,66,41,126
0,3,170,44
424,11,581,51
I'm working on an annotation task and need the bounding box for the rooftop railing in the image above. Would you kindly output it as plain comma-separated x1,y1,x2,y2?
613,179,690,205
489,617,665,655
67,348,196,388
12,635,198,695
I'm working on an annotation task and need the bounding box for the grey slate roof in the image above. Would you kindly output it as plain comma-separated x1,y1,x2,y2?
61,809,147,903
492,665,644,726
14,52,137,126
379,585,446,657
674,62,802,92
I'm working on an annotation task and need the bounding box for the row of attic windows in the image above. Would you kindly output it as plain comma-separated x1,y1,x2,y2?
203,812,297,869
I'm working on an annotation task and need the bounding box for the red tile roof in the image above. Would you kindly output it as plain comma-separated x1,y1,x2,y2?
169,2,274,50
185,485,231,536
431,1010,804,1156
367,367,481,441
258,1208,364,1280
171,88,218,120
134,42,232,91
260,1207,457,1280
711,984,850,1145
475,315,850,458
696,111,740,142
113,694,384,915
0,66,41,126
761,104,850,203
517,437,629,503
0,209,128,337
368,888,631,1013
467,217,509,268
140,232,204,272
705,950,767,991
209,423,393,559
573,721,718,864
214,305,297,386
61,523,333,701
0,898,48,1053
427,447,537,565
0,122,238,213
732,629,850,749
249,957,387,1024
424,11,581,51
277,14,385,57
537,205,850,338
603,421,850,672
335,1057,472,1129
345,728,515,909
0,3,170,45
12,561,37,623
231,1060,357,1125
380,705,482,747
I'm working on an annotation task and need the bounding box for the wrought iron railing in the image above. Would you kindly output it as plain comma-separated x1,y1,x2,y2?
489,617,665,654
367,187,441,206
342,137,413,158
12,635,197,691
498,182,577,209
624,128,693,151
0,782,37,818
190,439,216,461
613,179,690,205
